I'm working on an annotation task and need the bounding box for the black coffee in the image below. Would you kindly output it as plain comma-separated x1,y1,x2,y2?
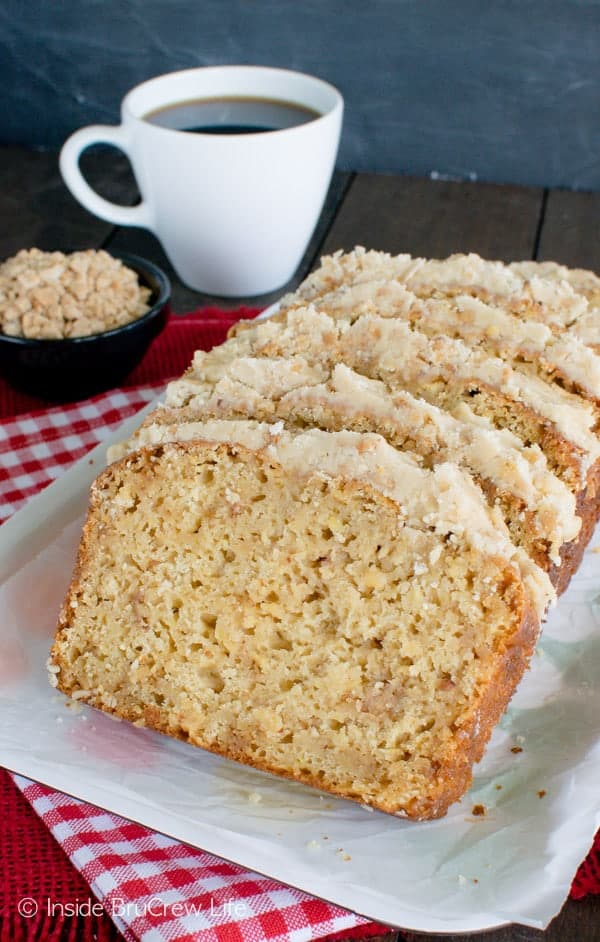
144,96,321,135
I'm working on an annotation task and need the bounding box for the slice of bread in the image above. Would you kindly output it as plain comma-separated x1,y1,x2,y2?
51,424,550,819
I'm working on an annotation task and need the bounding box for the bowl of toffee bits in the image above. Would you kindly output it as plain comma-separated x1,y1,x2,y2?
0,248,170,401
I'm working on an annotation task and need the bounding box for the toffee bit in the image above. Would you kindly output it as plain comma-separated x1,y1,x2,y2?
0,248,151,338
471,803,486,816
511,745,523,754
537,789,547,799
336,848,351,862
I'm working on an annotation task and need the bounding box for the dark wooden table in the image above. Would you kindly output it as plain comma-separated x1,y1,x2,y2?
1,144,599,942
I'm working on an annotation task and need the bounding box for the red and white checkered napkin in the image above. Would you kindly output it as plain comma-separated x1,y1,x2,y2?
1,388,383,942
0,385,162,523
12,778,374,942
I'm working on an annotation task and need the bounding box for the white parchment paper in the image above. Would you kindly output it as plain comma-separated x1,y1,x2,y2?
1,411,599,934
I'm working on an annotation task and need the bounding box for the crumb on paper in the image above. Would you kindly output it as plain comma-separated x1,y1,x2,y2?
318,796,334,808
322,835,329,841
516,735,526,744
538,789,547,799
473,878,479,884
247,791,262,804
591,546,600,554
511,746,523,754
495,784,503,790
471,804,486,817
306,840,320,850
458,874,468,885
47,658,60,688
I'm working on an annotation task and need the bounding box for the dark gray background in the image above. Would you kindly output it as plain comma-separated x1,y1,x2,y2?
3,0,599,190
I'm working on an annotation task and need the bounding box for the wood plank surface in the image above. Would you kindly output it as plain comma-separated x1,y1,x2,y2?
403,893,600,942
319,174,544,262
0,145,134,259
537,188,600,272
323,890,600,942
104,170,352,312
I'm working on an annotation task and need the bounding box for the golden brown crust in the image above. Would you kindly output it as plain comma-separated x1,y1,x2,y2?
549,459,600,594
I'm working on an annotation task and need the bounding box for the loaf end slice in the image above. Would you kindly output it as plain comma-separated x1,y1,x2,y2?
49,427,549,819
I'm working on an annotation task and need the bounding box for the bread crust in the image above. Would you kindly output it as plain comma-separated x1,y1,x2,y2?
549,460,600,595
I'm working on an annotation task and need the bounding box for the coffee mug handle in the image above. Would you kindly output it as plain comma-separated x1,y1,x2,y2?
59,125,153,229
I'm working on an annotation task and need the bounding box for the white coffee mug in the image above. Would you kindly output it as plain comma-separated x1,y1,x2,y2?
60,66,343,296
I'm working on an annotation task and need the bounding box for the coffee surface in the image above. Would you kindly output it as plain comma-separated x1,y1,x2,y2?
144,96,320,134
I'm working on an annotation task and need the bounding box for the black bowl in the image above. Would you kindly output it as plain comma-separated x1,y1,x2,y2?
0,252,171,402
